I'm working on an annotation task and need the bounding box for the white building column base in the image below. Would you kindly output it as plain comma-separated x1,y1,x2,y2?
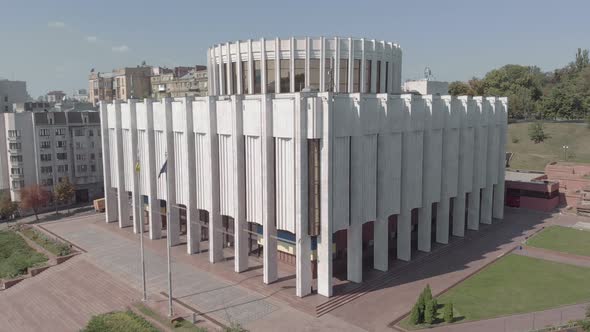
234,218,248,273
105,189,118,223
347,222,362,283
467,191,480,230
317,230,333,297
168,206,181,246
481,186,493,224
209,211,224,263
296,231,312,297
263,224,278,284
493,182,505,220
397,211,412,262
418,204,432,252
117,191,131,228
373,218,388,271
436,197,450,244
187,208,200,254
452,194,466,237
148,197,161,240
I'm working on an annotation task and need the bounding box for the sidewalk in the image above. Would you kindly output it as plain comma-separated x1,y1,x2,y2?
515,246,590,268
0,204,94,230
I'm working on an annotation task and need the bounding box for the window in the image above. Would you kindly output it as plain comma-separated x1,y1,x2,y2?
57,141,66,148
279,59,290,93
98,152,102,159
76,142,85,149
3,96,7,102
241,61,249,94
231,62,238,95
308,139,321,236
90,141,95,149
41,166,53,174
41,179,53,186
385,62,389,93
40,141,51,149
57,153,67,160
91,165,96,172
12,180,25,189
294,59,305,92
376,61,382,93
90,153,95,160
222,63,229,95
39,129,50,136
77,165,88,172
74,129,84,137
339,59,348,93
265,60,275,93
9,143,21,150
365,60,372,93
76,154,86,161
55,128,65,136
353,59,361,93
309,59,320,90
40,154,52,161
253,60,262,94
10,155,23,162
325,58,334,92
57,165,69,173
8,130,20,138
10,168,22,175
88,129,94,137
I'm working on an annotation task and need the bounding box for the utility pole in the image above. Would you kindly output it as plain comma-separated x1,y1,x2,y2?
135,156,147,302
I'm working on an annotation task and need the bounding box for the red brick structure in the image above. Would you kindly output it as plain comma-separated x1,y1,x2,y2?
544,162,590,208
505,171,560,212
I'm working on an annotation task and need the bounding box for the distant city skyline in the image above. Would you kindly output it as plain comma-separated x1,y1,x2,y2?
2,0,589,97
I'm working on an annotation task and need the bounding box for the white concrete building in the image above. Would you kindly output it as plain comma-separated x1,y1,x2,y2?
0,80,29,113
100,37,507,299
0,111,104,202
403,79,449,95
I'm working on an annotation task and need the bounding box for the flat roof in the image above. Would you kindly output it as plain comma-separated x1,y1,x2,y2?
505,171,544,182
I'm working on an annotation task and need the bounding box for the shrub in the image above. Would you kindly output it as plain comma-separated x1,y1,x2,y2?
81,310,159,332
511,136,520,143
423,284,433,302
224,323,248,332
528,121,550,143
409,303,421,325
424,300,435,325
443,302,454,324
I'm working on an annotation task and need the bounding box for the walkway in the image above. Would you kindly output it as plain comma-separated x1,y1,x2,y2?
0,256,138,332
515,246,590,268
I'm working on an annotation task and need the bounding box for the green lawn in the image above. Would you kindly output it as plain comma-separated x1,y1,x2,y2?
527,226,590,257
21,227,71,257
0,230,48,279
507,122,590,170
81,310,159,332
437,254,590,321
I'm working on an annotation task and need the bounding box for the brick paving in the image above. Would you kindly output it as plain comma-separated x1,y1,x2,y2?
515,245,590,268
0,257,138,332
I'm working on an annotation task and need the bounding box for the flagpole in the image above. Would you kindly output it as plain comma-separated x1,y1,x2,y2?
135,158,147,302
165,156,173,317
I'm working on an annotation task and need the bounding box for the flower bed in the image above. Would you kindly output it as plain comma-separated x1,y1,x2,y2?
0,230,48,280
20,227,71,257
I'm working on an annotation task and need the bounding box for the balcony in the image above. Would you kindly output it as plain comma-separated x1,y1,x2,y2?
10,173,24,179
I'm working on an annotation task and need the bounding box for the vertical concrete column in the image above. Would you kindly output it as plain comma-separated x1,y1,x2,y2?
417,203,432,252
436,198,450,244
163,98,180,246
453,194,466,237
262,95,277,284
493,181,505,219
207,97,224,263
347,222,363,282
467,191,480,230
99,102,118,223
129,100,141,234
232,96,248,273
114,101,131,228
184,97,201,254
317,93,334,297
145,100,161,240
493,98,507,220
295,96,311,296
397,210,412,262
373,217,388,271
481,186,493,224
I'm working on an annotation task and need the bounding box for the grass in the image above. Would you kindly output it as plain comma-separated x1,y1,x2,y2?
81,310,159,332
0,230,48,279
436,254,590,321
507,122,590,170
134,303,208,332
20,227,71,256
526,226,590,257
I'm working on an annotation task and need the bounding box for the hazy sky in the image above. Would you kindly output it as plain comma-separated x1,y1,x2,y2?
2,0,589,97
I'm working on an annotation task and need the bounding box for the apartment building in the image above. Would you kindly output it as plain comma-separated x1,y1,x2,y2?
0,79,29,113
0,111,103,202
89,66,152,106
151,66,208,99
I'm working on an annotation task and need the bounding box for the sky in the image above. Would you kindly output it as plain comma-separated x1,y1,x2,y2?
1,0,589,98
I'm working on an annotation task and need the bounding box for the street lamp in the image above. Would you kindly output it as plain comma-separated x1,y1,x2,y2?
562,145,569,161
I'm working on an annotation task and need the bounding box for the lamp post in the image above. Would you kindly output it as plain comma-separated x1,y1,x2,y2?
562,145,569,161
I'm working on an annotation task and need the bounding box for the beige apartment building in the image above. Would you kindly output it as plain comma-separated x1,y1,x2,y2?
89,66,152,106
150,66,207,99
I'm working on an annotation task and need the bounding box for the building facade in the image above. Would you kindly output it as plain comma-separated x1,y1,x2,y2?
151,66,208,99
403,79,449,95
100,36,507,299
0,111,103,202
89,66,152,106
0,80,29,113
46,90,66,103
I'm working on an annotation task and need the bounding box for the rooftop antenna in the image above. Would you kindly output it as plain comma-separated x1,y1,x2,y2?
424,66,433,81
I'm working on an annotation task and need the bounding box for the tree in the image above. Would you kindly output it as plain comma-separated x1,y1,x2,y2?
423,284,433,302
443,302,454,324
0,193,18,220
20,185,51,221
409,303,421,325
54,177,75,213
448,81,471,96
528,122,550,143
424,300,435,325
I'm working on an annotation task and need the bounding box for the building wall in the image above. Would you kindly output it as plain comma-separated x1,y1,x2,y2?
0,80,28,113
403,80,449,95
545,163,590,206
101,92,507,297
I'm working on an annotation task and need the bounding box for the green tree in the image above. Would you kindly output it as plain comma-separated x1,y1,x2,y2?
424,300,435,325
528,122,550,143
409,303,421,325
423,284,433,302
443,302,454,324
20,185,51,221
0,193,18,220
448,81,471,96
54,177,75,213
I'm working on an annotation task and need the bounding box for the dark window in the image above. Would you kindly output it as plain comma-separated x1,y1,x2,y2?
294,59,305,92
265,60,275,93
279,59,290,93
309,59,320,90
325,58,334,92
385,62,389,92
365,60,372,93
376,60,382,93
231,62,238,94
339,59,348,93
223,63,230,95
253,60,262,94
353,59,361,93
241,61,249,94
308,139,321,236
